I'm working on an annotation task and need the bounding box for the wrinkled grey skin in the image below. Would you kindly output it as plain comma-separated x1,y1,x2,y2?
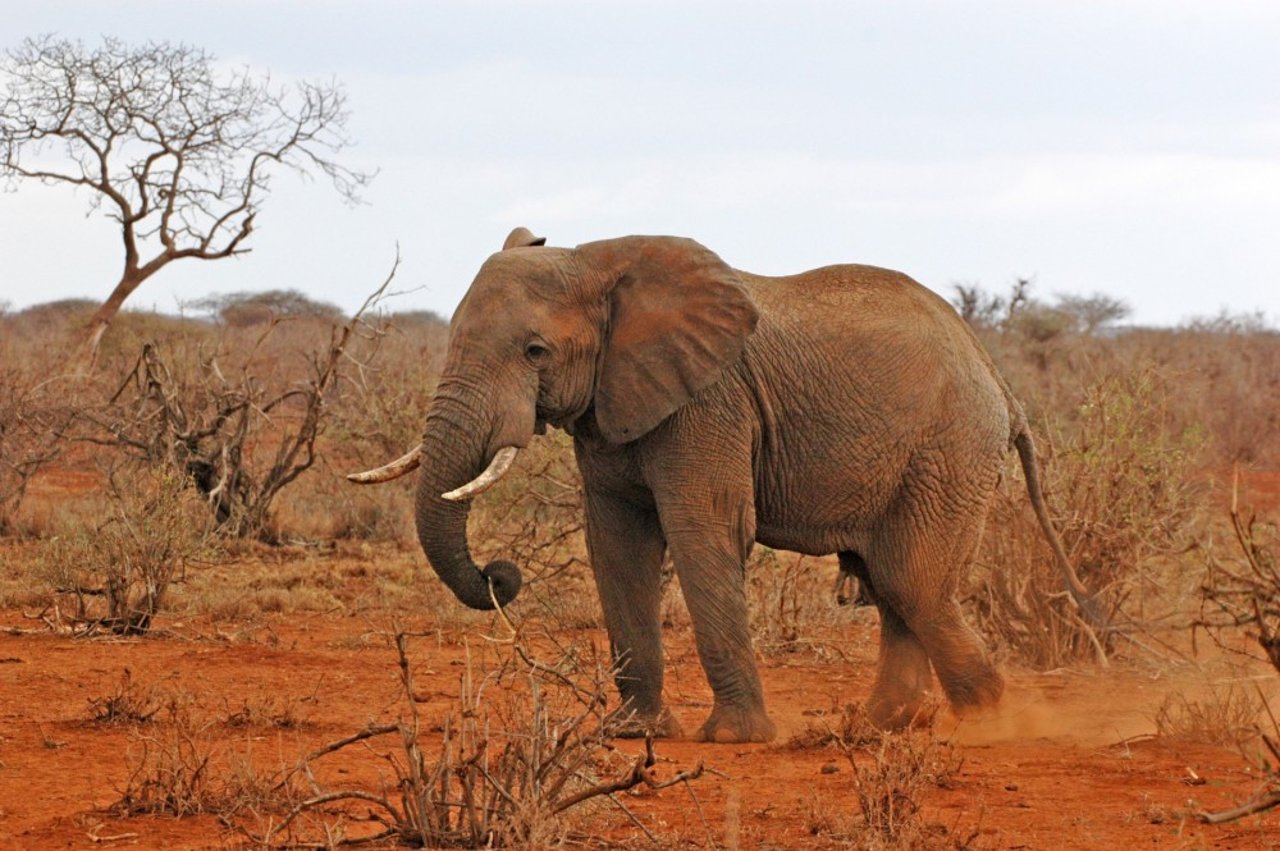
407,228,1089,743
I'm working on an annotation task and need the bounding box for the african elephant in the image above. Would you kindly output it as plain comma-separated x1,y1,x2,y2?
351,228,1098,742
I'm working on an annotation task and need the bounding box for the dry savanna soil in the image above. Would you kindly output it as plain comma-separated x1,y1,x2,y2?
1,470,1279,849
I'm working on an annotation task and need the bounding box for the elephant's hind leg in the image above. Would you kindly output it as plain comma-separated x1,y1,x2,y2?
865,512,1003,727
917,598,1005,714
865,600,936,729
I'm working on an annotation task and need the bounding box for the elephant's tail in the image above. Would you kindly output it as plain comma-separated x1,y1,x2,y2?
1013,427,1111,667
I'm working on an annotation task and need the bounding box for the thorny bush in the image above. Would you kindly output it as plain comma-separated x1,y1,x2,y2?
93,261,401,539
114,690,302,820
966,367,1205,668
1197,472,1280,673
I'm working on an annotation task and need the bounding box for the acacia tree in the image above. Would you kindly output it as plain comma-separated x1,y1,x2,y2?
1054,292,1131,335
0,35,373,362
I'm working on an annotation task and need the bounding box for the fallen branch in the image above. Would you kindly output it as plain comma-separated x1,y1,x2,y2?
1199,791,1280,825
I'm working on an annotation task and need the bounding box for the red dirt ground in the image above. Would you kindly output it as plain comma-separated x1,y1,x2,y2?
2,607,1280,849
0,465,1277,848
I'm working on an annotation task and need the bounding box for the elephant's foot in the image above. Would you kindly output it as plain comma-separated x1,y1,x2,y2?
866,693,933,731
696,704,777,743
611,706,684,739
866,657,934,731
865,663,937,731
940,667,1005,718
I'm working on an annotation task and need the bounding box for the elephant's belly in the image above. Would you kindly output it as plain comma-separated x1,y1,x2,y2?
751,452,904,556
753,494,883,557
754,523,858,557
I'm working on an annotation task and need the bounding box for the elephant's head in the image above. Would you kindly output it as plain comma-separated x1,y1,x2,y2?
349,228,758,611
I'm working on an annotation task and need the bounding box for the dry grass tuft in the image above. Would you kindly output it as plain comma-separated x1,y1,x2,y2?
803,703,970,849
787,701,884,751
223,694,309,731
88,669,165,725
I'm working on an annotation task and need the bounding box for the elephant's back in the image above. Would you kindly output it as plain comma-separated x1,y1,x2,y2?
738,264,997,393
737,264,964,336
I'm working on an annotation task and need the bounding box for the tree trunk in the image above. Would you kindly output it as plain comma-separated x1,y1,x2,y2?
79,272,148,370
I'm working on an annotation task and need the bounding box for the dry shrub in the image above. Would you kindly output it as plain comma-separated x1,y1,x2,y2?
88,668,165,725
267,631,704,847
319,309,447,545
473,433,585,580
327,311,448,462
1198,484,1280,673
747,549,850,660
69,263,404,541
313,483,414,544
803,703,969,849
1186,488,1280,823
787,701,885,751
1176,313,1280,464
968,367,1205,668
114,692,300,820
471,433,598,628
114,694,220,817
101,329,342,540
223,694,308,731
1154,684,1264,746
0,540,55,609
36,466,215,635
276,312,443,546
967,291,1280,470
0,353,71,536
846,732,967,849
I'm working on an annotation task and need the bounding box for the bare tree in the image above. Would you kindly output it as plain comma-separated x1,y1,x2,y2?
951,283,1006,329
0,35,373,363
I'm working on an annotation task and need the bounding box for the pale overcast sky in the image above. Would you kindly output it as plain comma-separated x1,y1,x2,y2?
2,1,1278,326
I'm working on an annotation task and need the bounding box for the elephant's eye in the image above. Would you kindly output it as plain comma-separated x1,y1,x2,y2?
525,342,551,364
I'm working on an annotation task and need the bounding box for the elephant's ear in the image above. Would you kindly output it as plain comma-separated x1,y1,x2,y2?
502,226,547,250
578,236,759,444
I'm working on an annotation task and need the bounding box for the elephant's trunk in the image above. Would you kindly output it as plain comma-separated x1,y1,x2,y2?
414,394,522,611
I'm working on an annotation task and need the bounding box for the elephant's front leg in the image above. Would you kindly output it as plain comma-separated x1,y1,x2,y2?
662,497,775,743
583,490,681,738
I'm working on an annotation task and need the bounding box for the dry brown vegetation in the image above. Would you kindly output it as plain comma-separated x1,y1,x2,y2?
2,281,1280,846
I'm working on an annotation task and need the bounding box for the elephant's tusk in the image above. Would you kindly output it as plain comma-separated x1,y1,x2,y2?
346,445,423,484
442,446,519,501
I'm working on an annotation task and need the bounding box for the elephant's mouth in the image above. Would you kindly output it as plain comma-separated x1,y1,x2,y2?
537,398,594,435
